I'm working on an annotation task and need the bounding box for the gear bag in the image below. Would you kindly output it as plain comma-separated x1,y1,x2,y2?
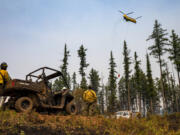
83,89,97,103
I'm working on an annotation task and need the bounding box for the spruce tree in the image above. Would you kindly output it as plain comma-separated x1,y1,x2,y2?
99,85,105,114
147,20,168,112
118,77,126,110
61,44,70,77
107,51,117,112
146,54,156,113
167,30,180,87
88,68,100,93
139,70,148,116
134,52,141,113
162,70,172,111
53,78,63,91
77,45,89,89
128,75,136,110
123,41,131,110
72,72,77,90
170,75,179,112
105,85,109,111
53,44,70,90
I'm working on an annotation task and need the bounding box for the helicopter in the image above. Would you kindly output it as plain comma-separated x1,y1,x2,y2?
118,10,142,24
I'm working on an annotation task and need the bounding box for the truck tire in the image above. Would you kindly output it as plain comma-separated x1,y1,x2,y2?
66,101,77,115
89,103,97,116
15,97,33,113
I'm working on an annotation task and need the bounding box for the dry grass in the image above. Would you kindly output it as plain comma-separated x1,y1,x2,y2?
0,110,180,135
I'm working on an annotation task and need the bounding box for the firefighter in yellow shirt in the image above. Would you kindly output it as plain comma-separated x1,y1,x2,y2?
0,62,11,108
83,86,97,115
0,62,10,89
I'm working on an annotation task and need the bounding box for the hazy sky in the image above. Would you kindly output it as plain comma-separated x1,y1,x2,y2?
0,0,180,84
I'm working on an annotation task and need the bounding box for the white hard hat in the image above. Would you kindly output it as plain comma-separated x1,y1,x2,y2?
62,87,67,90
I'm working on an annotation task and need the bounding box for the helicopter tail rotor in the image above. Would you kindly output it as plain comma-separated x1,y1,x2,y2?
136,16,142,20
126,12,134,15
118,10,125,14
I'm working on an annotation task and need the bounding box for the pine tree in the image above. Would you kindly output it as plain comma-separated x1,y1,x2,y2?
123,41,131,110
105,85,109,112
77,45,89,89
146,54,156,113
134,52,141,113
170,75,179,112
147,20,168,112
72,72,77,90
128,75,137,111
53,78,63,91
99,85,105,114
167,30,180,87
107,51,117,112
118,77,126,110
53,44,70,90
61,44,71,88
88,68,100,93
162,70,172,112
61,44,70,77
139,70,148,116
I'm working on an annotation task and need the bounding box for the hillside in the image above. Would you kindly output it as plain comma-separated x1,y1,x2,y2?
0,110,180,135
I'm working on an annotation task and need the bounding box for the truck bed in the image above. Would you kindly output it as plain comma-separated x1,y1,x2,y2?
5,79,44,92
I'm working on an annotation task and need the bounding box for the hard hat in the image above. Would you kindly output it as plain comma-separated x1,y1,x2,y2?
1,62,8,70
62,87,67,90
88,85,92,89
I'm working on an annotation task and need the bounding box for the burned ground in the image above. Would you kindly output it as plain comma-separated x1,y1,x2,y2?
0,110,180,135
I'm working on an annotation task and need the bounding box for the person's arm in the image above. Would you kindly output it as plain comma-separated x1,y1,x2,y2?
91,90,97,102
8,73,11,80
91,90,97,98
83,91,87,100
5,72,11,81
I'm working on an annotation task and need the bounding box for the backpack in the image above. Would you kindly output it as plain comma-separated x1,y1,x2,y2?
83,89,97,103
0,71,6,88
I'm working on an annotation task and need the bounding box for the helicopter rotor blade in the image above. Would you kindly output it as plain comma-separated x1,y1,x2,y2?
126,12,134,15
118,10,125,14
136,16,142,20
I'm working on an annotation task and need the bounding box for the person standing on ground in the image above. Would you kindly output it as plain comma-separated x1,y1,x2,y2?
83,85,97,115
0,62,11,108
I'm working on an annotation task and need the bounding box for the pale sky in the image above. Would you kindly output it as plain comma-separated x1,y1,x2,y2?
0,0,180,84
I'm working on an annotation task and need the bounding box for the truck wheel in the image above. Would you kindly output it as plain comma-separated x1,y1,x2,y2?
66,101,77,115
15,97,33,113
